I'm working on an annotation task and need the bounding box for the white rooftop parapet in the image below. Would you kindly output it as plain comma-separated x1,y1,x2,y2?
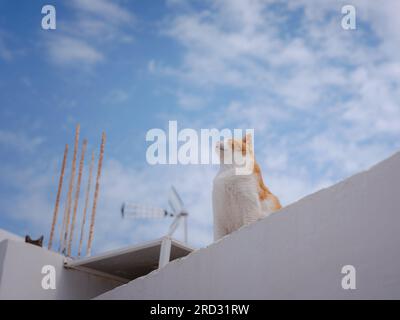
0,239,122,299
96,151,400,300
0,235,193,299
0,229,23,244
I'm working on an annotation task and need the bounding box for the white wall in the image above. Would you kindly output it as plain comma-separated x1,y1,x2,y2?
97,151,400,299
0,239,122,299
0,229,23,243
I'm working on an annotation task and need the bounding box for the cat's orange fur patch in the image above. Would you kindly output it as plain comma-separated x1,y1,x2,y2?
254,163,282,209
227,134,282,211
238,134,282,210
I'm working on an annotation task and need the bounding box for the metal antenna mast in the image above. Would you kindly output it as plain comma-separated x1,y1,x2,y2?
121,186,189,244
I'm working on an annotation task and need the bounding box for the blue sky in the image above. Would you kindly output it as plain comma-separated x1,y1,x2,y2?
0,0,399,255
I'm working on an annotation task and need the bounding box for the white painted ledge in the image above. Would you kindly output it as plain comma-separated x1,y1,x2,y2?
0,229,23,244
0,240,121,299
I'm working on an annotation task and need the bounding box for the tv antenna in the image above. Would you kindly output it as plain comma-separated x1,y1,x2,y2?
121,186,189,244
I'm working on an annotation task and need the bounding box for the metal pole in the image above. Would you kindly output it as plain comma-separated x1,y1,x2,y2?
62,124,80,254
78,151,94,258
58,191,68,252
86,132,106,256
167,215,181,237
68,139,87,257
158,236,172,268
184,215,188,244
48,144,68,250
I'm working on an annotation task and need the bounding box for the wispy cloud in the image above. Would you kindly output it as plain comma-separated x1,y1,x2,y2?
71,0,134,25
0,130,44,153
153,0,400,182
176,91,206,110
47,36,104,65
102,89,130,105
0,156,216,253
0,30,14,61
44,0,135,67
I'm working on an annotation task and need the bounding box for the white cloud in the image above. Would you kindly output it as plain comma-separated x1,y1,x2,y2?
156,0,400,173
47,36,104,65
0,38,12,61
176,91,205,110
68,0,135,41
0,154,217,254
0,29,18,61
91,160,216,251
71,0,134,25
44,0,134,67
0,130,44,153
102,89,130,105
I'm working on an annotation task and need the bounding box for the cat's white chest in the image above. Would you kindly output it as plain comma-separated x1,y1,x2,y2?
212,169,262,240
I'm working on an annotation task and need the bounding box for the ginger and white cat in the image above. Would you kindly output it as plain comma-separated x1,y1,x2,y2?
212,133,281,241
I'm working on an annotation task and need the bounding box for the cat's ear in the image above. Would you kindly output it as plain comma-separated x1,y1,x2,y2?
243,133,253,145
243,132,252,140
243,133,253,154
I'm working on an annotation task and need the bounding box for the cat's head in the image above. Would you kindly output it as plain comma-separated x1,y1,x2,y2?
25,235,44,247
215,133,254,174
